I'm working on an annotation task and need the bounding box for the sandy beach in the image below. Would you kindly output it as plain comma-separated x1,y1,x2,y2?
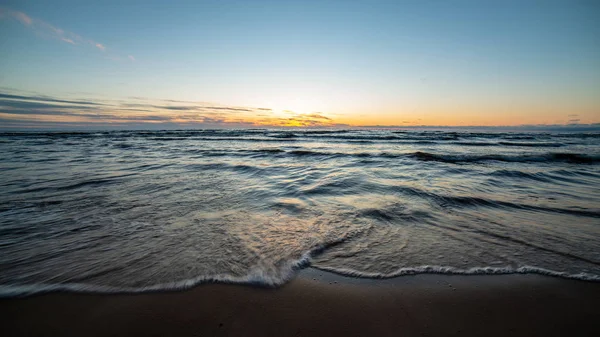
2,270,598,337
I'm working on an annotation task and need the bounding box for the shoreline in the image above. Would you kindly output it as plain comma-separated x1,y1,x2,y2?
2,269,599,337
2,265,599,298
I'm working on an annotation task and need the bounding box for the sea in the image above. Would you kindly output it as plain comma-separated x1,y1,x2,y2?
1,128,599,296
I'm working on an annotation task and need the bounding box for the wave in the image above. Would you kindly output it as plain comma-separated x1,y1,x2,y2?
2,262,598,298
179,147,599,164
312,265,600,282
2,129,598,139
14,175,135,194
451,141,497,146
183,162,270,176
2,131,597,151
403,186,600,218
487,169,558,183
0,232,361,298
248,149,600,164
498,141,563,147
267,133,297,139
409,151,599,164
299,179,600,217
487,169,600,185
452,141,563,147
0,259,309,298
2,128,599,299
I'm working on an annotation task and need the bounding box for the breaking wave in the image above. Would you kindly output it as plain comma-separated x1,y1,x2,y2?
1,129,599,297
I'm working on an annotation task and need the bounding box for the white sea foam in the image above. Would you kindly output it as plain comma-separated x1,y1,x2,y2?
312,265,600,282
2,263,598,298
0,245,316,298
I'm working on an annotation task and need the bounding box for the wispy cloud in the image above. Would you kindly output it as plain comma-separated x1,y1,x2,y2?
0,7,133,61
0,89,342,129
305,113,331,121
1,89,598,130
12,11,32,25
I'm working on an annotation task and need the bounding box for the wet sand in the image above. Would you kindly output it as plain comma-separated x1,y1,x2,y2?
2,270,599,337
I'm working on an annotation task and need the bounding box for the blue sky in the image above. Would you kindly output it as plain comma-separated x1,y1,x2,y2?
0,0,599,128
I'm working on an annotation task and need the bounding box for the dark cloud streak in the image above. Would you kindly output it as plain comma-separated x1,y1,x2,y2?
305,113,331,121
0,93,107,106
0,89,341,129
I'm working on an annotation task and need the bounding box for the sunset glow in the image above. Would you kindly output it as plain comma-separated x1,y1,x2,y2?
1,1,599,129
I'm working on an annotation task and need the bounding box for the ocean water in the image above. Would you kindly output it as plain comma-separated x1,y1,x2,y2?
0,129,599,296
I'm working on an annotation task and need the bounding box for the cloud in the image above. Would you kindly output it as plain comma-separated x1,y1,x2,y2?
0,89,342,129
200,117,226,124
1,89,597,131
0,99,101,113
0,7,133,61
0,92,106,106
13,11,32,25
304,113,331,121
256,115,339,127
204,106,254,112
157,105,198,111
119,102,256,113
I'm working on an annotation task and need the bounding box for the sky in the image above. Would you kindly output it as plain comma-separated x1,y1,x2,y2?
0,0,599,129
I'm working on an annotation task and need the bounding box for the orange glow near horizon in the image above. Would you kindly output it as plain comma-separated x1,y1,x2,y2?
0,89,598,129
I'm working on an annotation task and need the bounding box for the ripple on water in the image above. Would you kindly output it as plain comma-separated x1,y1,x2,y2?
0,129,599,296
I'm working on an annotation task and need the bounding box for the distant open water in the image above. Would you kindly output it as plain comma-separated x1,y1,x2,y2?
1,129,599,296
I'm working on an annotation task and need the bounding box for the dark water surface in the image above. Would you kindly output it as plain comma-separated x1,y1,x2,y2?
1,129,599,295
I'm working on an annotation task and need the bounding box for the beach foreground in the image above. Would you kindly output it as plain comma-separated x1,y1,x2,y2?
2,270,599,337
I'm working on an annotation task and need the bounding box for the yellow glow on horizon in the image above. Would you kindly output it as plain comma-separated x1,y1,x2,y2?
264,97,327,116
327,101,600,127
2,88,598,128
